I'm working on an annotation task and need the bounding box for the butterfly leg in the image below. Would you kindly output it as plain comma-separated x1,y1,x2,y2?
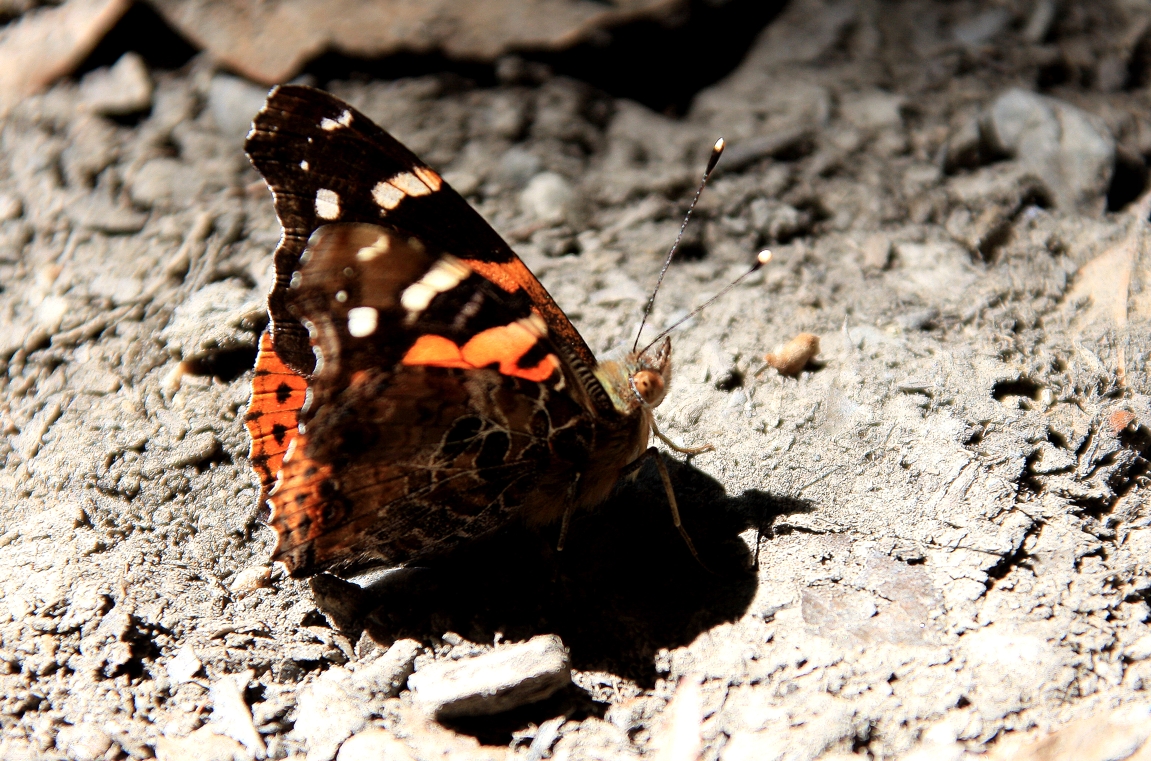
623,447,711,571
650,418,714,456
556,474,581,552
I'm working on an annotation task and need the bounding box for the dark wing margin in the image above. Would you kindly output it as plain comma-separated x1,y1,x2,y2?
243,84,596,376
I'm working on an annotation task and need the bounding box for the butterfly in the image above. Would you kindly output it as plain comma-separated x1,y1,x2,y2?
243,85,751,578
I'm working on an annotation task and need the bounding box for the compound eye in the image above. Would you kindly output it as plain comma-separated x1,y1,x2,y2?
632,369,666,407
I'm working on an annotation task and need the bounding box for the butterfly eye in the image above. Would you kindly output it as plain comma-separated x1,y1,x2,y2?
631,369,666,408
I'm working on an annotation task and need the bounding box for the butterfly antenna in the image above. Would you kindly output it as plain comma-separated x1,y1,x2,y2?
632,138,726,353
640,249,772,356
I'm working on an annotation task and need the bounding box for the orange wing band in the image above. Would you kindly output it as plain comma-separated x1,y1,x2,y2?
402,323,557,382
246,332,307,497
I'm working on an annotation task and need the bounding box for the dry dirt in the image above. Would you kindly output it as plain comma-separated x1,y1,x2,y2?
2,1,1151,759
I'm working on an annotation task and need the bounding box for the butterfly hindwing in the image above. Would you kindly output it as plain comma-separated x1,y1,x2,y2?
266,224,598,576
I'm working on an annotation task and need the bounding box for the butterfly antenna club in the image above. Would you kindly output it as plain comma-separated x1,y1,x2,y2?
632,137,725,352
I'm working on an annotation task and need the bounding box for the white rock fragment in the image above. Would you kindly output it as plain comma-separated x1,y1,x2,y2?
356,638,421,698
167,644,202,685
408,634,571,719
209,670,266,757
292,667,368,761
1125,634,1151,662
290,640,420,761
209,74,272,140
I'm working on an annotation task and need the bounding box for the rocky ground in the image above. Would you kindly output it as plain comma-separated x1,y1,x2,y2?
1,0,1151,759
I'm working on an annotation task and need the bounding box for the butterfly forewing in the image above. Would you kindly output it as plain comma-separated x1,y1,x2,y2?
245,84,594,376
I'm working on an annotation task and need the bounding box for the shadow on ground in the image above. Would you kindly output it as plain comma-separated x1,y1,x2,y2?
310,458,812,691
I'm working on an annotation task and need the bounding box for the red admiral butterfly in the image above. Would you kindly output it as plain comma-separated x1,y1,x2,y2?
243,85,764,577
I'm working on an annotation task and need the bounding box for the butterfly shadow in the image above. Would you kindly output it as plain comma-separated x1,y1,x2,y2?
312,458,812,692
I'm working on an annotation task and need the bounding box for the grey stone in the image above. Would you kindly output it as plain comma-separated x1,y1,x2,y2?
497,147,542,189
520,171,578,225
70,195,148,234
0,193,24,221
840,90,905,132
159,279,265,362
408,634,571,719
356,638,421,698
80,52,153,116
208,75,270,141
1029,442,1076,475
154,725,249,761
952,7,1012,46
129,157,206,209
1125,634,1151,662
588,276,645,305
986,88,1115,215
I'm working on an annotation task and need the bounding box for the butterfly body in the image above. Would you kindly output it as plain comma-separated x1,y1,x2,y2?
244,86,679,578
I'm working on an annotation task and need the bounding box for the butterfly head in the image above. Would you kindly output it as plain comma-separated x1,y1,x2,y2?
630,336,671,409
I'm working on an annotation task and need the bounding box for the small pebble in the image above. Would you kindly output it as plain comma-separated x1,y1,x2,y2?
520,171,577,225
80,52,153,116
229,565,271,593
763,333,820,376
408,634,571,719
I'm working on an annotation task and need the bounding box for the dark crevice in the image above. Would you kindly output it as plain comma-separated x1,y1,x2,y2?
992,377,1044,403
985,522,1039,582
75,1,199,76
184,346,260,383
1108,146,1150,212
300,0,788,116
715,368,745,391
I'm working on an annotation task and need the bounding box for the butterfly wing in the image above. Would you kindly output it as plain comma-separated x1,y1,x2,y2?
244,84,596,375
242,87,638,577
264,224,606,577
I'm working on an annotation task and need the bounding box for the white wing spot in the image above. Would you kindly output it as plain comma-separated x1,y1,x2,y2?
390,171,433,197
347,306,379,337
373,181,405,210
314,188,340,220
335,290,348,303
299,160,309,171
356,234,392,261
400,255,471,319
320,110,353,131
